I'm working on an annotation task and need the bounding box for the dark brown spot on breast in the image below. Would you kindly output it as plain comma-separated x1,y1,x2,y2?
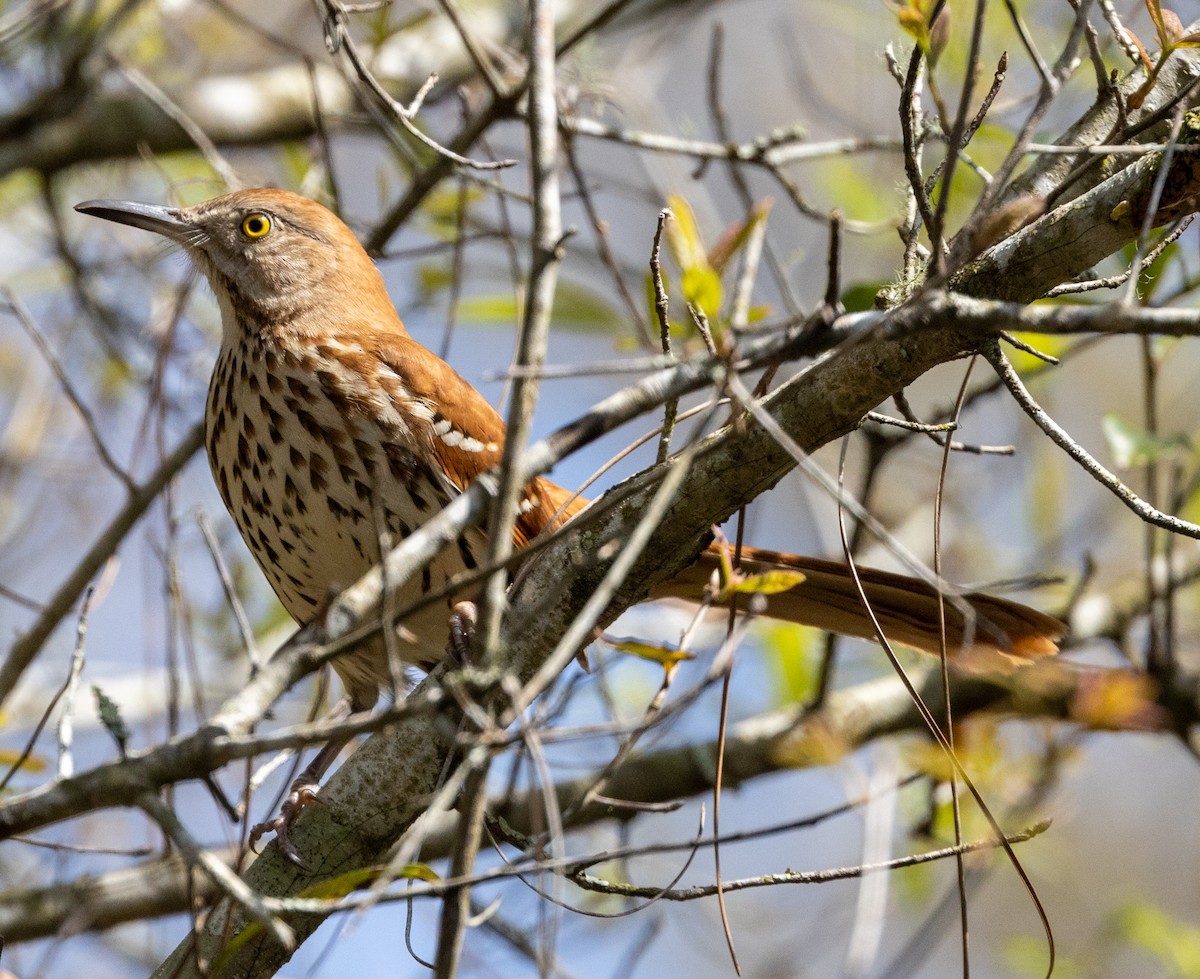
263,402,285,437
296,410,322,438
217,467,232,508
329,439,353,467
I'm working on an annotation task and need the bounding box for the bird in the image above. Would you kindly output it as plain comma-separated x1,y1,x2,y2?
75,188,1065,858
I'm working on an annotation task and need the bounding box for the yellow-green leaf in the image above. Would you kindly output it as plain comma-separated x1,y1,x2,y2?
605,637,695,665
664,193,707,271
1116,902,1200,976
1003,329,1069,374
761,622,820,706
897,6,930,50
456,281,625,334
299,866,383,900
718,569,806,601
680,264,722,320
398,863,440,882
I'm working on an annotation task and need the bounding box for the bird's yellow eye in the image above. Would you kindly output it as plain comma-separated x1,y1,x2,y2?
241,213,271,239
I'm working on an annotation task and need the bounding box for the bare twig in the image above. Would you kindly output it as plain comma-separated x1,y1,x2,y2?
2,287,132,490
985,340,1200,539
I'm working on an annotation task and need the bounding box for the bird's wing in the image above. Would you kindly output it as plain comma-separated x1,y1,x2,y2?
365,330,586,546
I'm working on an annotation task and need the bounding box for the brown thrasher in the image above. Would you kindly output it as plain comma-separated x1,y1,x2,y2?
77,189,1064,854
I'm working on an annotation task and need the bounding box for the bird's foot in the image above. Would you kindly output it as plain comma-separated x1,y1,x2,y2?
249,777,323,866
446,600,479,665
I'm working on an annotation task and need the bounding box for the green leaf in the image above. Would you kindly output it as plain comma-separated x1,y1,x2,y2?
1102,413,1192,468
840,281,887,313
1116,902,1200,976
421,184,486,239
761,622,820,705
1004,936,1084,979
280,142,315,187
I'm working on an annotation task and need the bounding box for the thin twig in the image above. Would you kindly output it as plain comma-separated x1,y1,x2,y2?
2,287,133,491
985,340,1200,539
138,791,295,951
319,0,513,171
111,54,240,189
196,509,263,671
650,209,678,464
55,586,93,780
476,0,565,658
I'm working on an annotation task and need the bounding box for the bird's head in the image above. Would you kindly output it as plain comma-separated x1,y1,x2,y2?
76,189,394,337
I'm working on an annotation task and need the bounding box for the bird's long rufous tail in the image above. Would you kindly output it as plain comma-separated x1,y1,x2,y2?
649,545,1066,668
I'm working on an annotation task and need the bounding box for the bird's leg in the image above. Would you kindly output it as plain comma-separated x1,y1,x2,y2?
249,695,360,865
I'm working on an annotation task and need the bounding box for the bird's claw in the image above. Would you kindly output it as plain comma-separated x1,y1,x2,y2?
249,779,322,866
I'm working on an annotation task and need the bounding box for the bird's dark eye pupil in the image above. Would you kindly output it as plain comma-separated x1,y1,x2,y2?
248,219,262,232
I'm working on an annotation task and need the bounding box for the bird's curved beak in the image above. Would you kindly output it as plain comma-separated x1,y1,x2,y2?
74,199,196,241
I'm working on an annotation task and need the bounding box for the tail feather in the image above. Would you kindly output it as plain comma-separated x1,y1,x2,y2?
649,545,1065,668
